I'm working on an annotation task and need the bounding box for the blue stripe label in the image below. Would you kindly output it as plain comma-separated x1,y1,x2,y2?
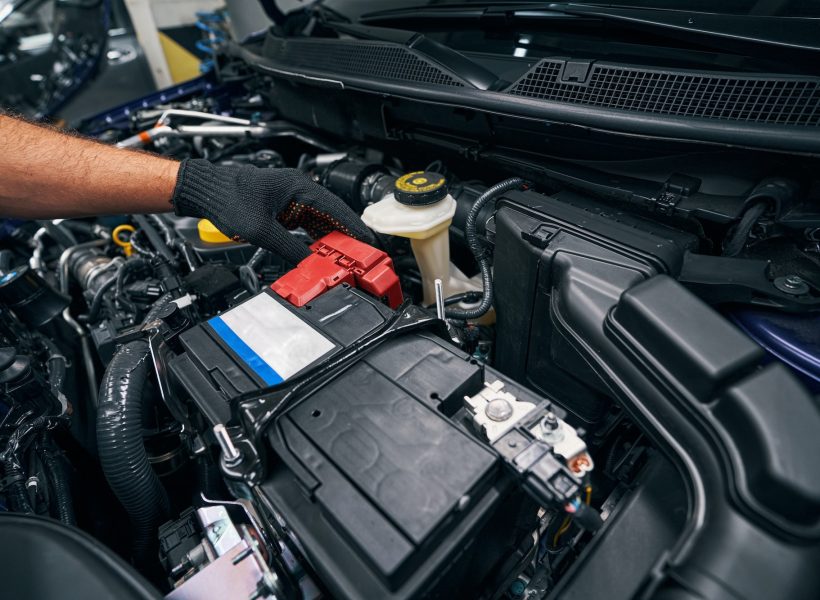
209,316,284,385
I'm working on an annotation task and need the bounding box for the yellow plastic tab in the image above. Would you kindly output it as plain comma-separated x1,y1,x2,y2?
197,219,233,243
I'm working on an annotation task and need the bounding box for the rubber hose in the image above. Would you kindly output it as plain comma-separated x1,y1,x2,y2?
38,336,67,397
38,446,76,526
97,294,172,562
85,271,120,323
446,177,524,320
2,460,33,514
115,258,148,313
722,201,768,257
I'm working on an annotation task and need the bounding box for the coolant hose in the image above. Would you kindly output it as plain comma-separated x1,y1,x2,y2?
97,294,172,561
446,177,524,320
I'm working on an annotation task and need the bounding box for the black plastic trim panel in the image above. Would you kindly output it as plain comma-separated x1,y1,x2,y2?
235,36,820,154
261,36,468,88
507,59,820,127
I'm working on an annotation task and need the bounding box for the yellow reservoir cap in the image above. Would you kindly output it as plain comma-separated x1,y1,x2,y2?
197,219,233,243
394,171,447,206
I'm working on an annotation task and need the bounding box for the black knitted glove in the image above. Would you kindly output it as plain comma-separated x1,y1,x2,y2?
171,158,373,263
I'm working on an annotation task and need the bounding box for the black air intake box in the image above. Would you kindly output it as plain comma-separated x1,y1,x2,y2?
490,188,699,423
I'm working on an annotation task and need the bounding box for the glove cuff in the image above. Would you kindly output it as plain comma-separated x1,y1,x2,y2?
171,158,234,221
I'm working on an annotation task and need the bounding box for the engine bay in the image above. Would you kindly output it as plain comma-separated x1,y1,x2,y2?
1,42,819,600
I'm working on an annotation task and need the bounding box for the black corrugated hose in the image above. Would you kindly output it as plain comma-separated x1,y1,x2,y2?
97,293,172,563
37,441,76,526
445,177,525,320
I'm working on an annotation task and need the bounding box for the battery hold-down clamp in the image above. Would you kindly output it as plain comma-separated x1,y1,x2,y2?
271,231,403,309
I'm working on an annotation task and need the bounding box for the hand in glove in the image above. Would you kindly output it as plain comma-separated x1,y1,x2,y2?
171,158,373,263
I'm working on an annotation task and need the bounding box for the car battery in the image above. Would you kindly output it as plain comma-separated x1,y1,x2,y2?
168,284,394,425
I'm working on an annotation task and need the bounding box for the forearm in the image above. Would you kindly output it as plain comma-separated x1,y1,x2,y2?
0,115,179,218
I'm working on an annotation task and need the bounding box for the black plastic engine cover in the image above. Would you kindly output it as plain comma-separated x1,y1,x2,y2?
262,333,529,600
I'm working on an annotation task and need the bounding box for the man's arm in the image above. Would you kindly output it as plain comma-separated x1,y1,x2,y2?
0,114,373,264
0,114,178,218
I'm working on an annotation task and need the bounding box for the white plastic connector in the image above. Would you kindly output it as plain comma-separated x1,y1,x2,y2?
464,380,536,443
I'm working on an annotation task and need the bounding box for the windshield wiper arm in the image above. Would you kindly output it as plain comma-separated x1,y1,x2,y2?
361,3,820,57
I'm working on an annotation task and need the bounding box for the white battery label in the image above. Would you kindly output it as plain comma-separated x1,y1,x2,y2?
208,293,335,385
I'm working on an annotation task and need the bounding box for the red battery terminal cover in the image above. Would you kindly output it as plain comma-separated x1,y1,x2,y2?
271,231,404,309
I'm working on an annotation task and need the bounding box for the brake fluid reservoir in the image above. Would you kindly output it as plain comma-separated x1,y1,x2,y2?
362,171,480,306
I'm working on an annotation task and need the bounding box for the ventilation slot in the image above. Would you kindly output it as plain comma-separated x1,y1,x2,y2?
265,38,465,88
507,60,820,127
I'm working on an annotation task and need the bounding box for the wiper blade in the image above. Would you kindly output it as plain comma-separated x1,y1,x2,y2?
360,3,820,57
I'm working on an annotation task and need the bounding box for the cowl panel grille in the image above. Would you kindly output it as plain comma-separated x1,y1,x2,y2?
508,60,820,126
265,38,465,87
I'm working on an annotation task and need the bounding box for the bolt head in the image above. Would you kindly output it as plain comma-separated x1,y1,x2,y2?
774,275,809,296
543,412,559,430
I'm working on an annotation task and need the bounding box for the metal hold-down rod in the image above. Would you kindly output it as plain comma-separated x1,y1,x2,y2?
434,278,446,321
213,424,241,467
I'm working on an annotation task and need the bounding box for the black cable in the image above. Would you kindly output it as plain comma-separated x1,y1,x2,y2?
128,230,156,258
239,247,269,293
85,271,119,323
445,177,525,320
37,442,76,526
132,215,176,263
147,214,175,247
424,160,443,173
115,258,147,314
425,291,483,309
723,201,768,256
3,459,33,514
298,158,318,173
37,335,67,398
1,414,66,515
